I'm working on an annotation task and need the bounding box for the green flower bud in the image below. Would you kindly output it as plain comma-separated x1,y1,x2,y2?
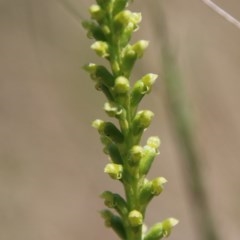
151,177,167,196
84,63,114,87
128,210,143,227
92,119,105,133
91,41,109,58
161,218,179,237
132,40,149,58
114,76,130,94
132,110,154,136
101,210,126,240
130,80,146,107
130,73,157,107
139,177,166,205
92,121,124,143
104,163,123,180
89,4,103,21
82,20,106,40
101,191,128,216
141,73,158,90
101,191,116,208
128,145,143,166
121,48,137,76
139,145,157,176
147,136,161,150
102,25,111,35
144,218,179,240
114,10,132,27
139,178,152,205
104,102,123,118
114,10,141,30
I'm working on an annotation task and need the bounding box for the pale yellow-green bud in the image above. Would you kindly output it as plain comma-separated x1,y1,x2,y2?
132,110,154,135
92,119,105,133
89,4,103,21
104,163,123,180
151,177,167,196
144,218,179,240
132,40,149,58
147,136,161,149
141,73,158,89
128,145,143,165
114,76,130,94
128,210,143,227
83,62,97,74
162,218,179,237
104,102,123,118
101,191,116,208
139,145,157,175
91,41,109,58
114,10,141,30
130,12,142,26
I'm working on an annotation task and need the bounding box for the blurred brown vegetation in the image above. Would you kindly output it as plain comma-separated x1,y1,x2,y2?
0,0,240,239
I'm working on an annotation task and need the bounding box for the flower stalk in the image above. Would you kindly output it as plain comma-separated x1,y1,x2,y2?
83,0,178,239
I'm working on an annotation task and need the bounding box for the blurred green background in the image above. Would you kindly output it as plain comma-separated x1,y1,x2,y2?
0,0,240,239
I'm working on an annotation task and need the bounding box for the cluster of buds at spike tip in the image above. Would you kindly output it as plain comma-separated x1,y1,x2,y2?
83,0,178,239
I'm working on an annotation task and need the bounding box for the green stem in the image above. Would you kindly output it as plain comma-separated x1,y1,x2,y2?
123,104,143,240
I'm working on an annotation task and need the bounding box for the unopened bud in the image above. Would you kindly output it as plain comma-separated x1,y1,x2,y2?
144,218,179,240
132,40,149,58
91,41,109,58
151,177,167,196
162,218,179,237
84,63,114,87
101,191,128,216
92,119,105,133
128,210,143,227
104,163,123,180
139,145,157,176
141,73,158,90
89,4,103,21
147,136,161,150
104,102,123,118
114,76,130,94
128,145,143,166
132,110,154,135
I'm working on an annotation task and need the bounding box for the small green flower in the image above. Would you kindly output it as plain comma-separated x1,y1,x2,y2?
128,145,143,166
132,40,149,58
91,41,109,58
128,210,143,227
104,163,123,180
114,76,130,95
144,218,179,240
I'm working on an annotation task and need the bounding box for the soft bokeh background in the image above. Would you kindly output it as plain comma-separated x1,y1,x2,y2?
1,0,240,239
